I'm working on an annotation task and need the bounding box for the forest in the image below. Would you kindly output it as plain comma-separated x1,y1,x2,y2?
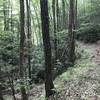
0,0,100,100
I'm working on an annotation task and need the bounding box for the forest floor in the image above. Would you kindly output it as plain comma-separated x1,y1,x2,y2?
55,41,100,100
4,41,100,100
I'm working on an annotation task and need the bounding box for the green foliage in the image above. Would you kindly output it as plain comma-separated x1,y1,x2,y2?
31,45,45,82
76,23,100,43
0,31,19,69
0,31,14,43
54,46,96,91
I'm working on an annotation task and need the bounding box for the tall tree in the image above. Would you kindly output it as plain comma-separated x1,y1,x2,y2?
56,0,60,32
74,0,77,29
19,0,25,78
0,69,4,100
52,0,57,62
26,0,32,81
68,0,75,64
19,0,28,100
40,0,55,97
0,90,4,100
0,62,4,100
10,0,13,32
62,0,66,29
3,0,9,31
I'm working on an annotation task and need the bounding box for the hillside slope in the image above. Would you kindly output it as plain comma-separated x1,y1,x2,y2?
4,42,100,100
54,42,100,100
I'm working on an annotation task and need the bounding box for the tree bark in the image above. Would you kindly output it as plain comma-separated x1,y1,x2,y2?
21,86,28,100
56,0,59,32
40,0,55,97
52,0,57,62
68,0,75,64
0,92,4,100
62,0,66,29
19,0,28,99
19,0,25,78
0,76,4,100
74,0,77,29
26,0,32,81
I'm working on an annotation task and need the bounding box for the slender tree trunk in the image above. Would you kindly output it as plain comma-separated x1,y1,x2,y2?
10,0,13,32
20,86,28,100
8,75,16,100
26,0,32,81
19,0,28,99
3,0,10,31
3,0,7,31
19,0,25,78
0,90,4,100
40,0,54,97
0,69,4,100
52,0,57,62
62,0,66,29
56,0,59,32
31,1,42,43
68,0,75,64
83,0,86,16
31,15,39,45
74,0,77,29
7,0,10,30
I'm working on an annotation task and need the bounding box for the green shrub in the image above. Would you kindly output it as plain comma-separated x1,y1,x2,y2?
0,31,19,65
76,23,100,43
31,45,45,83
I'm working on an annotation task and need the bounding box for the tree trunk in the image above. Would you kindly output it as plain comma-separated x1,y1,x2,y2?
8,75,16,100
0,92,4,100
40,0,55,97
52,0,57,62
0,77,4,100
62,0,66,29
68,0,75,64
21,86,28,100
56,0,59,32
10,0,13,32
26,0,32,81
3,0,8,31
19,0,28,99
74,0,77,29
19,0,25,78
